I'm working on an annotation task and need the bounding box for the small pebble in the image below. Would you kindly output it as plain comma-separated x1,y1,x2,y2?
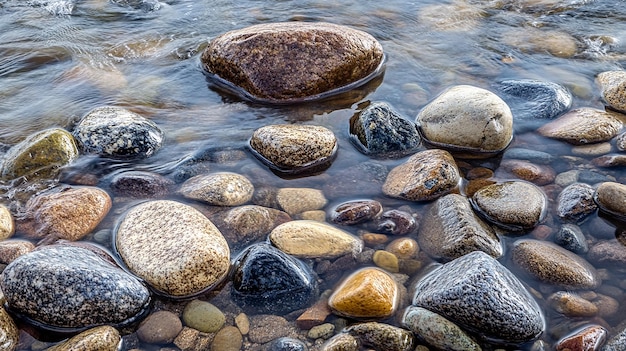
211,326,242,351
137,310,182,344
182,300,225,333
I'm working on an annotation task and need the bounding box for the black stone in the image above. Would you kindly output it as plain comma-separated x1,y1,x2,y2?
350,102,420,157
231,243,318,314
554,223,589,254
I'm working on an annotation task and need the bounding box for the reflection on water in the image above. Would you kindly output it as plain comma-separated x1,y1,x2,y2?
1,0,626,349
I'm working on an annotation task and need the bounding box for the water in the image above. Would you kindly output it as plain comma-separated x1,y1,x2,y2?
1,0,626,349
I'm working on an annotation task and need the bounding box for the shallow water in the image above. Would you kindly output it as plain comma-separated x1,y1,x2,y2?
1,0,626,350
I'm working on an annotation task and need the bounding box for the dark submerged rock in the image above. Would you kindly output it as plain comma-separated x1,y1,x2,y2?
231,243,318,314
201,22,384,103
108,170,174,198
556,183,597,223
554,224,589,254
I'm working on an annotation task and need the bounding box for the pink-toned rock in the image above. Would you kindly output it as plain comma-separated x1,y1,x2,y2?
499,159,555,185
0,240,35,264
556,325,607,351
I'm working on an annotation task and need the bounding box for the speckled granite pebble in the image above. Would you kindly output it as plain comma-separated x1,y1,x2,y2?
247,314,295,344
212,205,291,248
114,200,230,297
412,251,544,344
72,106,164,159
0,245,150,330
270,337,308,351
0,307,18,351
557,183,597,223
276,188,328,215
345,322,415,351
179,172,254,206
597,70,626,113
47,326,121,351
537,108,622,145
588,240,626,266
0,240,35,264
109,170,174,198
137,310,182,344
402,306,481,351
0,205,14,240
554,224,588,254
270,220,362,259
321,333,358,351
211,326,242,351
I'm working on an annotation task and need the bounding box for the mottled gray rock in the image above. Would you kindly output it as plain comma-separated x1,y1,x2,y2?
616,132,626,151
345,322,415,351
47,325,121,351
114,200,230,297
322,333,358,351
557,183,597,223
511,239,599,289
402,306,481,351
179,172,254,206
72,106,164,159
0,245,150,330
412,251,544,344
471,181,546,231
323,161,387,199
503,148,555,165
537,108,622,145
416,85,513,156
271,337,309,351
137,310,182,344
201,22,384,103
595,182,626,218
0,128,78,181
249,124,337,175
109,170,174,198
0,307,18,351
418,194,502,261
597,70,626,113
554,224,588,254
350,102,420,156
602,324,626,351
330,200,382,225
383,149,460,201
588,240,626,266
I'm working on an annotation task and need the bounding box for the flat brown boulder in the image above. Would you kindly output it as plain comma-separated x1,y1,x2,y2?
201,22,384,103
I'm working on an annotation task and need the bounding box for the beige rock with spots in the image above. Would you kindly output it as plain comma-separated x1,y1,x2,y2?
0,205,14,240
213,205,291,247
538,108,623,145
512,239,599,289
328,267,399,319
179,172,254,206
277,188,328,215
594,182,626,217
597,70,626,113
0,307,18,351
269,220,362,259
503,28,578,58
416,85,513,155
115,200,230,297
383,149,460,201
47,326,120,351
249,124,337,173
0,240,35,264
548,291,598,317
20,186,111,241
418,2,486,31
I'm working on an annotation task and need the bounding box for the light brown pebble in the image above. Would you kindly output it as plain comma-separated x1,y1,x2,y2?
386,238,419,259
179,172,254,206
0,205,14,240
234,313,250,335
595,182,626,217
361,232,390,246
248,315,294,344
211,326,242,351
499,159,555,185
46,326,120,351
504,28,578,58
277,188,328,215
322,333,359,351
137,310,183,344
592,293,619,317
373,250,400,273
537,108,622,145
173,327,213,351
571,142,612,156
548,291,598,317
597,70,626,113
297,210,327,221
0,307,18,351
0,240,35,264
308,323,335,340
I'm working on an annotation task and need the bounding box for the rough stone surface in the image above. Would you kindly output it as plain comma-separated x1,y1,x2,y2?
411,251,545,344
231,243,318,314
592,154,626,168
602,325,626,351
471,181,546,231
47,326,121,351
276,188,328,215
269,220,363,259
212,205,291,248
418,194,502,261
0,240,35,264
350,102,420,156
0,128,78,180
72,106,163,159
345,322,415,351
402,306,481,351
557,183,597,223
556,325,607,351
19,186,111,241
376,209,419,235
136,310,182,344
597,70,626,113
0,307,18,351
322,333,358,351
179,172,254,206
249,124,337,174
0,205,14,241
329,200,382,225
511,239,599,289
247,315,295,344
548,291,598,317
108,170,174,198
211,326,243,351
382,149,460,201
269,337,308,351
182,300,224,333
588,240,626,266
554,224,588,254
328,267,399,319
201,22,384,102
0,245,150,330
537,108,622,145
114,200,230,297
595,181,626,218
416,85,513,155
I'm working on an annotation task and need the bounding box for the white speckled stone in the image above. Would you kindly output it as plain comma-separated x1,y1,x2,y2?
47,325,121,351
597,70,626,113
179,172,254,206
276,188,328,215
114,200,230,297
0,240,35,264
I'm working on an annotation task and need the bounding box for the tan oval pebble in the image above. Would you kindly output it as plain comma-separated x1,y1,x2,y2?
597,70,626,113
211,326,243,351
0,307,18,351
500,160,555,185
386,238,419,259
373,250,399,273
136,310,182,344
548,291,598,317
270,220,363,259
47,326,120,351
504,28,578,58
277,187,328,215
0,240,35,264
0,205,13,240
322,333,359,351
595,182,626,218
115,200,230,297
234,313,250,335
328,267,399,319
361,232,390,246
179,172,254,206
571,142,613,156
297,210,327,222
538,108,622,145
592,294,619,317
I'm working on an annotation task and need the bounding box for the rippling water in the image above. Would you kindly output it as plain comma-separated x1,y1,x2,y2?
1,0,626,349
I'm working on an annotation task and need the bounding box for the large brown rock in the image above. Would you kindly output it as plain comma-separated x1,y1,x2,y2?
201,22,384,103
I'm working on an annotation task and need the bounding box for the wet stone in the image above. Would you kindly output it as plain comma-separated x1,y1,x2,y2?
321,333,358,351
72,106,164,159
595,181,626,218
592,154,626,167
588,240,626,266
616,132,626,151
276,188,328,216
537,108,623,145
471,181,546,231
572,142,612,156
548,291,598,317
0,307,18,351
0,128,78,181
114,200,230,297
308,323,335,340
503,148,555,165
269,337,308,351
212,326,243,351
247,314,295,344
372,250,399,273
382,149,460,202
231,243,318,314
499,159,555,185
0,205,14,240
249,124,337,174
554,224,589,254
597,70,626,113
350,101,420,157
201,22,384,103
0,240,35,264
179,172,254,206
418,194,502,262
269,220,363,259
602,324,626,351
182,300,225,333
0,245,150,330
329,200,382,225
47,326,121,351
555,325,607,351
212,205,291,249
511,239,599,289
557,183,597,223
108,170,174,198
375,209,418,235
345,322,415,351
416,85,513,156
402,306,481,351
578,170,613,185
386,237,419,259
411,251,545,344
322,161,387,199
504,28,578,58
136,310,182,344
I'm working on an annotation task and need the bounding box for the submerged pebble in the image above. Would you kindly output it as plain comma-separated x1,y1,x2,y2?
556,183,597,223
179,172,254,206
402,306,481,351
345,322,415,351
537,107,622,145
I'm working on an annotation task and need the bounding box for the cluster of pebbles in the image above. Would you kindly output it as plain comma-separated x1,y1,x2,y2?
1,18,626,351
